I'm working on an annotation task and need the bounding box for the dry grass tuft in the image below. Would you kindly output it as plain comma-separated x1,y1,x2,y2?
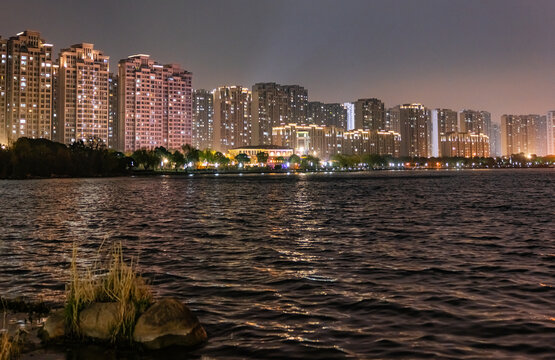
65,242,152,343
0,330,21,360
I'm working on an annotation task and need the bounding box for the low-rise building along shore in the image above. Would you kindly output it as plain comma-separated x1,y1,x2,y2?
440,132,490,158
272,123,400,160
228,145,293,165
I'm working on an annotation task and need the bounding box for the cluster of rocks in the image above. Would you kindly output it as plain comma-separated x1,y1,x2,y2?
42,298,207,350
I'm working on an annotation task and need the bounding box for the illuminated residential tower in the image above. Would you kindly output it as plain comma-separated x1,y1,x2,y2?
192,89,214,150
213,86,251,152
118,55,192,152
0,30,53,144
56,43,109,145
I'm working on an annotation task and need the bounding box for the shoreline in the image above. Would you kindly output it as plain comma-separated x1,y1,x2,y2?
0,166,553,180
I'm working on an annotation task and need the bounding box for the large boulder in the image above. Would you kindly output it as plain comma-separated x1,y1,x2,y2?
133,298,207,349
41,308,66,341
79,302,120,340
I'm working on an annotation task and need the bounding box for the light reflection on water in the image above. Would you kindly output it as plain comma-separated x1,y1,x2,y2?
0,169,554,359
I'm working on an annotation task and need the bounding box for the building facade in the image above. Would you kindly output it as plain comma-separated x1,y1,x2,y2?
354,98,385,131
192,89,214,150
251,83,307,145
272,123,343,161
343,102,355,130
397,103,430,158
440,132,490,158
385,106,401,133
459,109,490,135
118,55,192,152
342,129,401,157
56,43,109,145
213,86,251,152
228,145,293,165
307,102,347,129
430,108,458,157
0,30,53,145
547,111,555,155
490,123,501,157
500,114,542,156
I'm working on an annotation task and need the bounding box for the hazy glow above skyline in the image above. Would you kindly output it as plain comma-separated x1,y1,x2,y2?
1,0,554,123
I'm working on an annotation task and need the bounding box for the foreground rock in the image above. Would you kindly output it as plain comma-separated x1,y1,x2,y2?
133,298,207,349
41,308,66,341
79,302,120,340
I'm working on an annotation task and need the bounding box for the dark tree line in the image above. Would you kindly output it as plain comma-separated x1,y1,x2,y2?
0,138,132,179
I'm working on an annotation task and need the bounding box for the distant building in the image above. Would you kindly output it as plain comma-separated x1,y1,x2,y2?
213,86,251,152
307,101,347,129
459,109,490,135
500,114,542,156
342,129,401,157
56,43,109,145
251,83,288,145
343,102,355,130
228,145,293,165
534,115,548,156
307,101,325,125
192,89,214,150
490,123,501,157
284,85,308,125
440,132,490,158
118,55,192,152
385,107,401,133
0,30,54,144
272,123,343,161
251,83,307,145
430,108,458,157
397,103,430,158
354,98,385,131
272,123,400,160
547,111,555,155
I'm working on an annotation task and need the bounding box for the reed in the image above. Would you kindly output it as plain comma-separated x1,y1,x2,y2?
65,242,152,343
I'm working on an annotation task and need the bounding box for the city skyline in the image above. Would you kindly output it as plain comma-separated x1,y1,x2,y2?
1,0,554,125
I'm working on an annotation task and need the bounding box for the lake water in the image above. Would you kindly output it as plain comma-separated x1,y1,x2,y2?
0,169,554,359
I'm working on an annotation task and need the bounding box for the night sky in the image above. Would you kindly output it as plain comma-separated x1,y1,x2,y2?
1,0,554,123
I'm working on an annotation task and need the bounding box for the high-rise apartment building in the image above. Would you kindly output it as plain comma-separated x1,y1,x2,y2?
490,123,501,157
307,101,325,125
192,89,214,150
385,107,401,133
500,114,542,156
547,111,555,155
459,109,490,135
251,83,288,145
533,115,548,156
213,86,251,152
284,85,308,125
430,108,458,157
343,102,355,130
354,98,385,131
56,43,109,145
0,30,53,145
118,55,192,152
397,103,430,157
251,83,307,145
307,102,347,129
